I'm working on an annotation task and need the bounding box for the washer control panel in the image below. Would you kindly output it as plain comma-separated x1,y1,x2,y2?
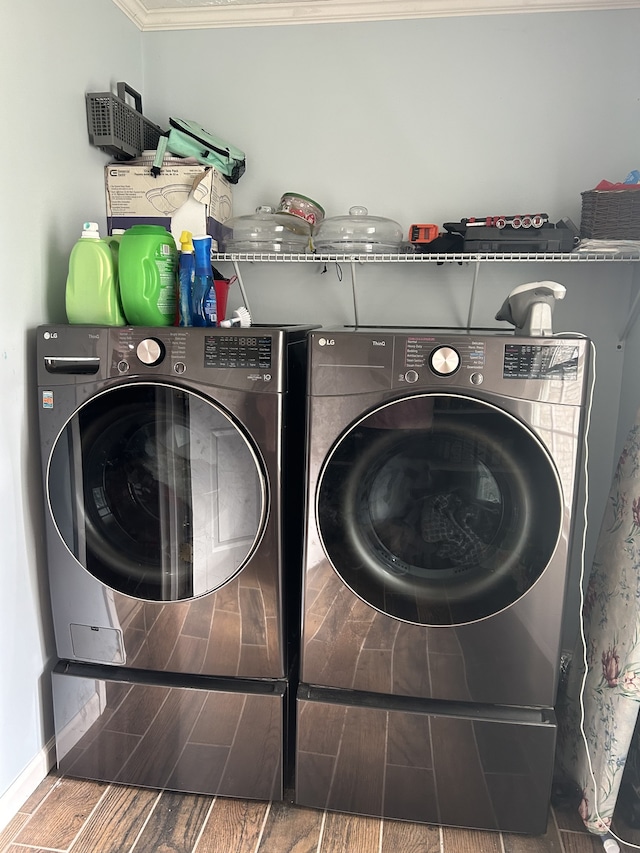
110,328,276,379
36,325,293,394
108,327,281,392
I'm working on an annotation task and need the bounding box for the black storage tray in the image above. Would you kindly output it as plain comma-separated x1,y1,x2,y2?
86,82,164,160
464,224,577,253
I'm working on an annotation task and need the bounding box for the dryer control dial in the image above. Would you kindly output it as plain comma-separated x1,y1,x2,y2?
136,338,165,366
430,345,460,376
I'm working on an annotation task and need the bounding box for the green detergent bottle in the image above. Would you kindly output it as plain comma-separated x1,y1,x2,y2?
65,222,126,325
118,225,178,326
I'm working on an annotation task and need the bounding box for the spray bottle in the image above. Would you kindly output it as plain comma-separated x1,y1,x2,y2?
178,231,195,326
65,222,126,326
192,235,217,326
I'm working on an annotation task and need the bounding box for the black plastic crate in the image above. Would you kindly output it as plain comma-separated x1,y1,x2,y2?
463,222,578,253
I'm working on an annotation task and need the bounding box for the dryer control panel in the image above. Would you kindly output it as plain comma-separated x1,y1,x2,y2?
405,336,486,374
309,328,589,405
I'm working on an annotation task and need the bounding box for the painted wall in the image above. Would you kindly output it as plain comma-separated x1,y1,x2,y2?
0,0,144,820
2,0,640,821
143,12,639,229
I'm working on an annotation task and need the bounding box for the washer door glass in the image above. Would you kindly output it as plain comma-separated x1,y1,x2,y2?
48,383,267,601
317,394,563,626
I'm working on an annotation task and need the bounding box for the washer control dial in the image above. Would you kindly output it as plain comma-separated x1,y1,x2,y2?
430,345,460,376
136,338,165,366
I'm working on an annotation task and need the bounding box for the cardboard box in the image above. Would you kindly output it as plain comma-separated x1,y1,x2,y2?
105,154,233,249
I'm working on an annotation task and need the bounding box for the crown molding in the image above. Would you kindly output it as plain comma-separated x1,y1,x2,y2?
111,0,640,30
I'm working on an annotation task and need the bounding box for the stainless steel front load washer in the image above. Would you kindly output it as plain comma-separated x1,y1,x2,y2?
295,327,590,833
37,323,312,799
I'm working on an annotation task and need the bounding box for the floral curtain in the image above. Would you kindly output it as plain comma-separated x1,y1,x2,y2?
557,407,640,835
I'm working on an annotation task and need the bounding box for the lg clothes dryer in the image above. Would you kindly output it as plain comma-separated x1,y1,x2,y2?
37,323,312,800
295,327,590,834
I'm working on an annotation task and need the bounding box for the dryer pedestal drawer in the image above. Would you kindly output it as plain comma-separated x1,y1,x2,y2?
52,662,285,801
295,685,556,835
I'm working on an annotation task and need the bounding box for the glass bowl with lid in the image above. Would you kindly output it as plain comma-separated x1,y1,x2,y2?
278,193,325,226
222,205,312,253
313,206,404,254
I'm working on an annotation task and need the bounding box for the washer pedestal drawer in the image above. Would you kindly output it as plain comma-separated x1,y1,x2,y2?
52,660,285,801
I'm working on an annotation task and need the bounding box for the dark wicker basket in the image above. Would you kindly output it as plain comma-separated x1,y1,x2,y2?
580,189,640,239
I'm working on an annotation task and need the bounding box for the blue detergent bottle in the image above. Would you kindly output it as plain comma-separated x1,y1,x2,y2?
178,230,195,326
192,235,217,326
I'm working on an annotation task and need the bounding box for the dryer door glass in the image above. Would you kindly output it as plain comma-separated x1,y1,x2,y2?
47,383,267,601
317,393,563,625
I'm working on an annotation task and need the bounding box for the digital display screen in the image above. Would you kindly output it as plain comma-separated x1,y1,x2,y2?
503,344,579,380
204,335,272,369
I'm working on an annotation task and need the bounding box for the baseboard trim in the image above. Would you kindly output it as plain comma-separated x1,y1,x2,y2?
0,739,56,833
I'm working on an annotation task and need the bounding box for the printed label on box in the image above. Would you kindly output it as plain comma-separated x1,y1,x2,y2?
105,159,233,250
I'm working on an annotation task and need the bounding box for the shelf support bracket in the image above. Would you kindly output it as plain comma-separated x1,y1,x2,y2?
619,265,640,343
350,260,360,327
467,259,481,329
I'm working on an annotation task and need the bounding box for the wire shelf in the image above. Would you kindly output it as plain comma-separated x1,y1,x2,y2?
216,249,640,342
212,251,640,264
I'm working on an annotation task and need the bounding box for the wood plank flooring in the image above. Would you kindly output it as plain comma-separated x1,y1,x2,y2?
3,771,637,853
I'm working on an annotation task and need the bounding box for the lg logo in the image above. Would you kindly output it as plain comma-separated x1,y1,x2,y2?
318,338,335,347
43,332,58,340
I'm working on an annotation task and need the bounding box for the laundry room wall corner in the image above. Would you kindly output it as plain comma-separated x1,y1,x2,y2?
0,0,143,828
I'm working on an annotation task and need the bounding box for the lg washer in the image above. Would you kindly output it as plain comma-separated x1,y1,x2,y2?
37,323,313,800
295,327,590,834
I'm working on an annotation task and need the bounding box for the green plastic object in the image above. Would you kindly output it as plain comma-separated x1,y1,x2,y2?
65,222,126,326
118,225,178,326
